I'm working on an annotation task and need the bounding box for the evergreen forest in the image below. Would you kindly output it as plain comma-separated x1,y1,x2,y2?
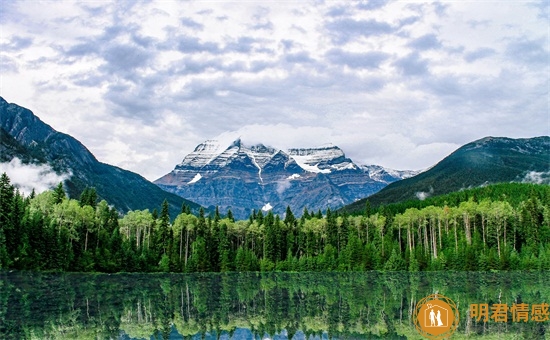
1,172,549,273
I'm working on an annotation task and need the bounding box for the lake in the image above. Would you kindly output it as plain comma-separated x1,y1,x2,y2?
1,271,548,339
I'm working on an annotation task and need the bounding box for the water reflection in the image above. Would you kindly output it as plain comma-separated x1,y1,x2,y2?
1,271,548,339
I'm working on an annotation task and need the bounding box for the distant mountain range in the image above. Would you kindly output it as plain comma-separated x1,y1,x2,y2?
3,97,547,220
342,136,550,213
154,139,417,219
0,97,201,217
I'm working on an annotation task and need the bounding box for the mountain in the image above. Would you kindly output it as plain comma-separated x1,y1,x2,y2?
342,136,550,213
0,97,201,217
154,139,417,219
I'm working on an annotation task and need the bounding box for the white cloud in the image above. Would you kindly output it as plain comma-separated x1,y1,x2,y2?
0,158,71,196
522,171,550,185
0,1,547,181
415,187,434,201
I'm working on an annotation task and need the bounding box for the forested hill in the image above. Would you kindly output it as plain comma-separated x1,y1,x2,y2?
0,96,201,217
1,171,548,273
343,136,550,213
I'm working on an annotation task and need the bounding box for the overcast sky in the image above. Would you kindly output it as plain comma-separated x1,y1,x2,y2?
1,1,548,181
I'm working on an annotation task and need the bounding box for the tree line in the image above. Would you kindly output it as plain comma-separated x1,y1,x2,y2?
1,172,549,273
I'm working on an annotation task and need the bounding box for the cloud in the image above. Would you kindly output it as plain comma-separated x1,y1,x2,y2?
356,0,389,11
505,37,548,65
1,1,547,182
325,18,394,43
0,55,19,73
175,35,220,54
326,49,389,69
393,52,429,76
0,36,33,51
407,34,441,50
0,158,72,196
415,187,434,200
180,17,204,30
276,179,292,195
464,48,496,62
522,171,550,184
101,43,154,74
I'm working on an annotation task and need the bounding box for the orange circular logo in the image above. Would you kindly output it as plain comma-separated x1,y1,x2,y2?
413,293,459,339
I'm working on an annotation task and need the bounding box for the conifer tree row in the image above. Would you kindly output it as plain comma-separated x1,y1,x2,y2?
0,172,548,272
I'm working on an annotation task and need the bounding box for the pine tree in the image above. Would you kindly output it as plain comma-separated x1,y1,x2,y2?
79,187,97,208
218,222,232,271
227,209,234,222
53,182,65,204
196,207,206,239
0,173,14,267
155,200,171,260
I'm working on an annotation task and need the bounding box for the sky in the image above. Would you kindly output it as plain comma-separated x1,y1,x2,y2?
1,0,548,181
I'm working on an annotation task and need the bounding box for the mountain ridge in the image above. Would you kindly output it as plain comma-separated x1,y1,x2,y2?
0,97,202,217
341,135,550,213
155,138,418,218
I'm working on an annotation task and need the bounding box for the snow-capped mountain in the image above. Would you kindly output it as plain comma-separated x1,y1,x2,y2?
155,138,418,219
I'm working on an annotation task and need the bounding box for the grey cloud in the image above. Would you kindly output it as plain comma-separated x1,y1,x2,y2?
291,25,307,34
103,81,163,121
181,17,204,30
467,20,491,29
393,52,429,76
71,73,105,87
325,18,394,44
65,42,97,57
528,0,549,20
281,39,294,50
0,2,20,24
224,36,257,53
132,33,156,48
250,22,274,31
197,9,213,16
506,38,548,65
356,0,389,11
101,43,153,74
224,36,274,55
326,49,389,69
433,2,449,16
1,36,33,51
464,48,495,62
286,51,315,64
250,6,273,31
100,25,126,43
423,75,464,98
399,16,421,27
176,35,220,53
407,34,441,50
0,54,18,73
326,5,348,17
79,4,108,16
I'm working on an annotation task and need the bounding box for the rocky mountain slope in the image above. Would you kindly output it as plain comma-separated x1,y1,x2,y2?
0,97,201,217
155,139,417,218
342,136,550,213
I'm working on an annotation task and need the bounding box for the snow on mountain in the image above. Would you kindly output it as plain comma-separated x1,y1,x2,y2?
188,173,202,184
362,165,420,183
155,138,417,219
175,139,370,176
178,140,227,168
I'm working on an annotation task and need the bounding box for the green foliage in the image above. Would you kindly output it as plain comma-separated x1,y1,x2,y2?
0,172,548,273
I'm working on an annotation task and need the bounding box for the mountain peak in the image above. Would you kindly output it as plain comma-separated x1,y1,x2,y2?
156,138,415,218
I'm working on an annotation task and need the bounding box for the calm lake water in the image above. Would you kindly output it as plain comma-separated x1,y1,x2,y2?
1,271,548,339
